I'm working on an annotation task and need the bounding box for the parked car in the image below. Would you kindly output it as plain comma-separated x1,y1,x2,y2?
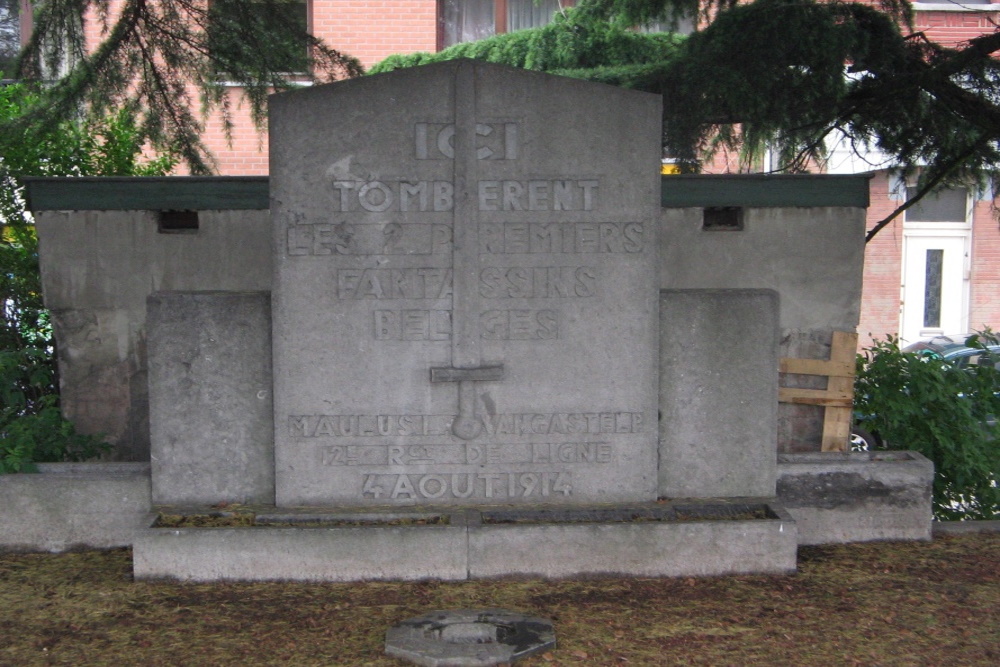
902,333,1000,370
851,332,1000,450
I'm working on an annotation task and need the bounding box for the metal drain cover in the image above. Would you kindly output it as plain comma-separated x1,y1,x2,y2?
385,609,556,666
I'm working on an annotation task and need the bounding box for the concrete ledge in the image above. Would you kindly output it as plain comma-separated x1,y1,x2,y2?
0,463,152,552
469,507,797,579
777,451,933,545
134,524,468,582
133,501,796,582
933,520,1000,536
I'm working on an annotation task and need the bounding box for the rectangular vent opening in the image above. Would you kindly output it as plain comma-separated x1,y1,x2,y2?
158,210,200,233
703,207,744,231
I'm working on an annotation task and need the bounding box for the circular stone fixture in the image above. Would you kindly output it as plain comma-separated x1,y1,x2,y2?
385,608,556,666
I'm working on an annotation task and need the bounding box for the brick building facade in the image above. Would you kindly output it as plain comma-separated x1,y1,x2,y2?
855,3,1000,348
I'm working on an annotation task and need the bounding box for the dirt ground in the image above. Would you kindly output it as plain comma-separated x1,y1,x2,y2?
1,534,998,666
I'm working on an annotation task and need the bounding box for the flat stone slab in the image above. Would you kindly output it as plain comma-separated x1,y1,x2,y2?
385,609,555,666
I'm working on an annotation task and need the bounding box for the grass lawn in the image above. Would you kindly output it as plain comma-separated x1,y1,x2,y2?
1,534,998,665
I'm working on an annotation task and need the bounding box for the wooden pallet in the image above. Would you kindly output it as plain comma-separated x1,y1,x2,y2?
778,331,858,452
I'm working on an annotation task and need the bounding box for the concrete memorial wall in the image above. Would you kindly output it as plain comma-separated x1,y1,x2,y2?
19,64,923,573
30,205,272,462
269,61,661,506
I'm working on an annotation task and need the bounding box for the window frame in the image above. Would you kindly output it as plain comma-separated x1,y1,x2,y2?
437,0,573,51
903,186,972,230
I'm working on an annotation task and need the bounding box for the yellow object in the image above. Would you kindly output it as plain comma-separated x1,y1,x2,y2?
661,161,681,175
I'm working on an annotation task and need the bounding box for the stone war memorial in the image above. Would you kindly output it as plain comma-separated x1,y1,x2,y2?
270,61,660,508
5,60,935,582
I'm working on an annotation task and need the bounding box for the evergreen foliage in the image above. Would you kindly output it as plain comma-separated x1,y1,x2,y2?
370,9,684,75
8,1,363,174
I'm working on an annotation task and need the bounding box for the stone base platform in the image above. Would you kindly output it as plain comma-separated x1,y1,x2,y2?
776,451,934,545
133,500,798,582
0,463,151,553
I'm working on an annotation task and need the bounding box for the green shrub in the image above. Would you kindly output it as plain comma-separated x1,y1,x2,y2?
854,334,1000,520
0,399,109,474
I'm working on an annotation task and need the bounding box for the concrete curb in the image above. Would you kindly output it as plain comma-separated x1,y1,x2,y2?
933,520,1000,535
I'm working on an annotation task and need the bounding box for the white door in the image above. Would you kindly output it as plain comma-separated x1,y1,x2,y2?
900,231,970,344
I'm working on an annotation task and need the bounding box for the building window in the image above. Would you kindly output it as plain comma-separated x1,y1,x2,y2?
922,248,944,328
913,0,992,8
439,0,567,49
904,187,969,223
0,1,32,76
438,1,695,49
640,14,696,35
208,0,310,75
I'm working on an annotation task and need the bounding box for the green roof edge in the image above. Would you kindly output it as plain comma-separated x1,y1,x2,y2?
660,174,871,208
24,174,871,212
24,176,271,211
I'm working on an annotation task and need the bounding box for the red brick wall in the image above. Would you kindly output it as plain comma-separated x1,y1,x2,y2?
914,6,1000,48
203,1,438,174
312,0,437,67
857,173,904,349
83,0,123,52
201,91,272,175
83,3,1000,177
968,194,1000,333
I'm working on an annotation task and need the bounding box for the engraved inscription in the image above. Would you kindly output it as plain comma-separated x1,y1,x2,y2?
319,442,614,466
288,222,452,256
480,222,644,254
373,309,559,340
332,180,455,212
415,122,519,160
285,220,355,255
478,180,598,211
336,268,452,299
289,412,643,437
362,471,572,500
479,266,597,298
329,179,600,212
467,442,613,464
375,309,452,340
289,414,455,438
481,309,558,339
480,412,643,436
